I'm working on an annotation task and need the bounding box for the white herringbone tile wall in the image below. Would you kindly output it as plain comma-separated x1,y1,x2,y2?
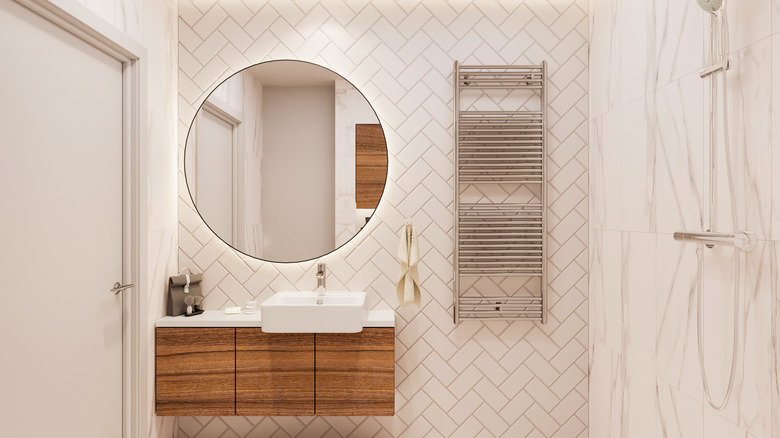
176,1,588,436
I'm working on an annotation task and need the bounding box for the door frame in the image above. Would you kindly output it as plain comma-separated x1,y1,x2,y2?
201,98,243,246
14,1,148,437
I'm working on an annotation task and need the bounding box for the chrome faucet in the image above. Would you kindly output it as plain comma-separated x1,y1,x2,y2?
315,262,326,295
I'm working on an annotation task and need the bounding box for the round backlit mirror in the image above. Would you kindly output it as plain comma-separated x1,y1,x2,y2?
184,60,388,262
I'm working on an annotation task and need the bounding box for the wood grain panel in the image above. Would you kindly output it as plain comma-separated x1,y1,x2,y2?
355,124,387,209
236,329,315,416
315,328,395,416
155,327,235,416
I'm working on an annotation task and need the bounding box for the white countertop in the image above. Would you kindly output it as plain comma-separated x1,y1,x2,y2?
156,309,394,328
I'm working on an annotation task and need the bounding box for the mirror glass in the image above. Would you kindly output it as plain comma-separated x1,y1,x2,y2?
185,60,388,262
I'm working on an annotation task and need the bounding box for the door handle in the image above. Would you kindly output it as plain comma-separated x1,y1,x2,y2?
111,282,134,294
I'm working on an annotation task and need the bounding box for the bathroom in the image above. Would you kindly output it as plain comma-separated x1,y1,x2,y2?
0,0,776,436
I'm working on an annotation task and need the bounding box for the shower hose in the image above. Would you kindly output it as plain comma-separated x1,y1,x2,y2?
697,6,741,411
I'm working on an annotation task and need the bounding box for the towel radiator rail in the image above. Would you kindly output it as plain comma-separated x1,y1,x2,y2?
453,61,547,323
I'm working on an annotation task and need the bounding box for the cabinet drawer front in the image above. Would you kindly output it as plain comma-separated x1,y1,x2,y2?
236,329,315,416
316,328,395,416
155,328,235,416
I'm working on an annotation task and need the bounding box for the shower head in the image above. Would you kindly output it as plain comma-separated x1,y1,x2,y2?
697,0,723,13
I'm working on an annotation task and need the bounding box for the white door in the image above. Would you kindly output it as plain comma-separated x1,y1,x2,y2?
195,109,235,244
0,1,124,436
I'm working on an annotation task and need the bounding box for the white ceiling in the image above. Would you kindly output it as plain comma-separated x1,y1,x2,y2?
246,60,342,86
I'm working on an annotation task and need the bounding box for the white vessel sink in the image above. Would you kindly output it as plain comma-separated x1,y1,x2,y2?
260,291,367,333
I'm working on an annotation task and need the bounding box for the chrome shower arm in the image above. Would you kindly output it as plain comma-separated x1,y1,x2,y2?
699,59,729,78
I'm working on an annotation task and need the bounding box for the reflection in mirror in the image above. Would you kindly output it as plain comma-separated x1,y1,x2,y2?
185,60,387,262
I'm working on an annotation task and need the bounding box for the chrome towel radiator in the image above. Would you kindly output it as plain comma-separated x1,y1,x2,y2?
453,61,547,323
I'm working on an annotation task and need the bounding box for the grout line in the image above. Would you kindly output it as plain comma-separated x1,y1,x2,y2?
234,328,237,414
314,333,317,415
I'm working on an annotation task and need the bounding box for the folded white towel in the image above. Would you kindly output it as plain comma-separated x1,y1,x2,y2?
396,221,421,307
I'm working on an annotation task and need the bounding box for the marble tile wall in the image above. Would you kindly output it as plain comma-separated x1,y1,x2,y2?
588,0,779,436
78,0,180,436
334,79,358,247
238,71,265,258
176,0,588,437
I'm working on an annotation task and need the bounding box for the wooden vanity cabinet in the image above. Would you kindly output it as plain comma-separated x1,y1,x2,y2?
316,328,395,416
155,328,235,416
155,327,394,416
236,329,315,416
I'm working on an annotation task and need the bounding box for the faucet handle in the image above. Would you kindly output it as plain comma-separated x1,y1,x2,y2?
316,262,326,292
